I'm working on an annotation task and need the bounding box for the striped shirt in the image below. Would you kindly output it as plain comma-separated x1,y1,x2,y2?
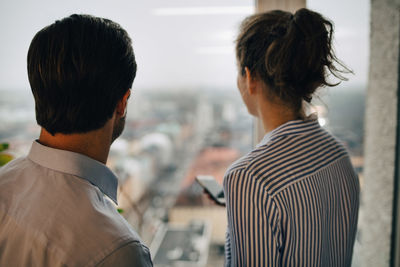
223,116,360,267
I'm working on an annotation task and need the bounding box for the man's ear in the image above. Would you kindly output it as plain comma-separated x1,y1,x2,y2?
116,89,131,117
244,67,257,95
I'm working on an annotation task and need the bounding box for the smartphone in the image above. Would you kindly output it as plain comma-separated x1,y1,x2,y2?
195,175,225,205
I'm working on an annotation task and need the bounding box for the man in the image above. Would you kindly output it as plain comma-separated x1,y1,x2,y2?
0,14,153,266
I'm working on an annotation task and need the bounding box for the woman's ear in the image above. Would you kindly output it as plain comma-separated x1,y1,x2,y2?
244,67,257,95
116,89,131,117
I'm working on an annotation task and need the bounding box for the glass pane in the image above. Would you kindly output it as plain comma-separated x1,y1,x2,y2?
306,1,370,266
0,1,254,266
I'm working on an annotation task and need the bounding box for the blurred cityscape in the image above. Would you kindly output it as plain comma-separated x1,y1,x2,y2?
0,85,364,266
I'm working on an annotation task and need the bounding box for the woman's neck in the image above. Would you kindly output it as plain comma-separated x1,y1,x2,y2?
256,95,300,134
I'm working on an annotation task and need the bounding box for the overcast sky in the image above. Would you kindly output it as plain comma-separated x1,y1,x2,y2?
0,0,369,91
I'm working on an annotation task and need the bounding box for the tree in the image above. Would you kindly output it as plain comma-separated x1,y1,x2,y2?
0,143,13,167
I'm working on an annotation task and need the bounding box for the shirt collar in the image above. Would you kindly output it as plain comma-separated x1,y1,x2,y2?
257,113,320,147
28,141,119,204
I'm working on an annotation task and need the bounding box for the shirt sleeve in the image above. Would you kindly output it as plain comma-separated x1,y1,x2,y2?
96,241,153,267
223,168,282,267
224,228,232,267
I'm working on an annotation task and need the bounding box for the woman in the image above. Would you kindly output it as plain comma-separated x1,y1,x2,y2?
223,8,359,267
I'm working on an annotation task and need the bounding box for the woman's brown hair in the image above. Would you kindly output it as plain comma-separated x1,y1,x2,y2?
236,8,351,112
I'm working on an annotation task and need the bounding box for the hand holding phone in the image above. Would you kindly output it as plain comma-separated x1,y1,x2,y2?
195,175,225,206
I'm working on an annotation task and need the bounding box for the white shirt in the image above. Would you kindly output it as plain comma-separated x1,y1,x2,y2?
0,141,153,267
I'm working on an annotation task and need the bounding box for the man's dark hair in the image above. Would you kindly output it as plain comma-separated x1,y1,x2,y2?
27,14,136,135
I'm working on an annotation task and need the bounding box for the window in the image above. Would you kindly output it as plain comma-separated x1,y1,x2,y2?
0,1,254,265
0,0,371,265
306,1,369,266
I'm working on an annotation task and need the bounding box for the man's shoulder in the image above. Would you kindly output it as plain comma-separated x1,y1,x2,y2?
0,155,148,266
48,185,149,266
96,241,153,267
76,202,149,265
0,156,30,174
0,156,35,192
41,174,147,264
86,197,143,242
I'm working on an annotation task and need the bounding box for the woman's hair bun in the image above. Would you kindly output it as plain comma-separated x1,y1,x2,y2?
236,8,352,108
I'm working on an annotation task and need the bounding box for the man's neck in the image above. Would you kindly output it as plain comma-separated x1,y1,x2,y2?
38,125,113,164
